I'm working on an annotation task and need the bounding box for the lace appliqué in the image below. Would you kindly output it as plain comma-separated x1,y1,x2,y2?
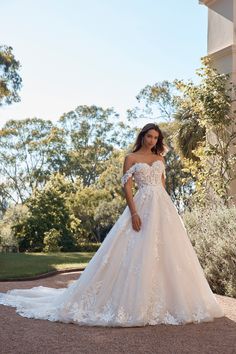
121,165,136,187
121,161,166,189
101,299,133,325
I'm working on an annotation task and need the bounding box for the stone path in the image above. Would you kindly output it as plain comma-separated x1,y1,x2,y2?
0,272,236,354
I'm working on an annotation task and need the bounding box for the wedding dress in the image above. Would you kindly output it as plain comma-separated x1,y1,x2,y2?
0,159,225,327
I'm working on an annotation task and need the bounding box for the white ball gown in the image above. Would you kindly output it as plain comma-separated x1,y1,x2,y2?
0,159,225,327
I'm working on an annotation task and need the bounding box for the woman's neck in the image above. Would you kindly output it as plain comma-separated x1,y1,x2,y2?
137,147,154,155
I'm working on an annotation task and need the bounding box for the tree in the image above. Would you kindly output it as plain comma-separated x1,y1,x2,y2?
14,173,75,252
174,56,236,206
58,105,135,185
0,45,22,106
68,183,110,244
127,80,177,122
0,118,61,203
173,109,206,161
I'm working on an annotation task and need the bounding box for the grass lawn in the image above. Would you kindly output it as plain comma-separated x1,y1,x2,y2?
0,252,96,280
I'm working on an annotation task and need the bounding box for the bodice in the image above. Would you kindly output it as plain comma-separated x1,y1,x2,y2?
121,160,166,189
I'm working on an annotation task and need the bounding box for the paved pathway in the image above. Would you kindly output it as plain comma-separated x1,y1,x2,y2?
0,272,236,354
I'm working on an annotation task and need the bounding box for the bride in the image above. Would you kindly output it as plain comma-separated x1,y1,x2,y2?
0,123,225,327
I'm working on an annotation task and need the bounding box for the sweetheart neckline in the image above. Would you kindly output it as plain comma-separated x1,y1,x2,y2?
131,160,164,168
121,160,165,186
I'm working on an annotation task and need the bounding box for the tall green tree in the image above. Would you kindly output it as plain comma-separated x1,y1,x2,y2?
58,105,135,185
134,80,177,122
0,118,57,203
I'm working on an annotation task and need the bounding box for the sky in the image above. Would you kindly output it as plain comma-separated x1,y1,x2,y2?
0,0,208,128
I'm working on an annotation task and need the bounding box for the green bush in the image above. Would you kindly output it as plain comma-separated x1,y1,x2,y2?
75,242,101,252
43,229,62,253
183,202,236,298
15,174,76,252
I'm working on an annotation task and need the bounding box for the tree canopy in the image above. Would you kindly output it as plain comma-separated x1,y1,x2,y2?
0,45,22,106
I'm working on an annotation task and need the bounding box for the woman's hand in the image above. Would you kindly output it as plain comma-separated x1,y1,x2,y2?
131,213,142,232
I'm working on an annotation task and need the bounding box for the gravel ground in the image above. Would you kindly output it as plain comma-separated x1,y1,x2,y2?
0,271,235,354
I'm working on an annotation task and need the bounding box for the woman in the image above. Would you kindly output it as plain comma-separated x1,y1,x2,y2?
0,123,225,327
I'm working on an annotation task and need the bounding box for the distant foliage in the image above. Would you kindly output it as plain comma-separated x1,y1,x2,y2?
0,108,135,208
0,45,22,106
183,202,236,298
0,118,55,204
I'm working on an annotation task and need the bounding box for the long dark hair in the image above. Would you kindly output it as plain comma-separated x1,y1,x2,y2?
131,123,165,155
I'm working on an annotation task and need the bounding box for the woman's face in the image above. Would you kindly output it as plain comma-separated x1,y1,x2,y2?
143,129,159,147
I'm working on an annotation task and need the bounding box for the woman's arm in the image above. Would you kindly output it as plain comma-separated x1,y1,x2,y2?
122,155,142,232
161,173,166,189
122,155,137,215
159,155,166,189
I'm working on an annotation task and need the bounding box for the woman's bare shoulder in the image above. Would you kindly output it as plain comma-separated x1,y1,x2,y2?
124,152,137,160
123,153,135,173
123,153,136,166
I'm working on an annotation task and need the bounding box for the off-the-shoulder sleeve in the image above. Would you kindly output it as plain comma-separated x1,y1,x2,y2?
121,165,135,187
